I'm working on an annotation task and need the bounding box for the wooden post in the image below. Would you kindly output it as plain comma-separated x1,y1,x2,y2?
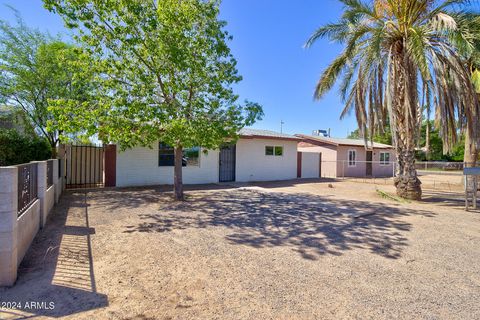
297,152,302,178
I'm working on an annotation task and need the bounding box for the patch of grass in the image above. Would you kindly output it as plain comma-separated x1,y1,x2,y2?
375,188,411,203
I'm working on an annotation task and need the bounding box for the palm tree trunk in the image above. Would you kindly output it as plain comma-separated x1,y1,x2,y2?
173,146,184,201
425,120,430,160
464,114,478,168
391,50,422,200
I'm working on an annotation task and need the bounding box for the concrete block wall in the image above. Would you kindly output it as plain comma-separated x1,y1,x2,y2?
53,158,63,203
0,159,62,287
0,167,19,286
44,186,55,226
16,200,40,266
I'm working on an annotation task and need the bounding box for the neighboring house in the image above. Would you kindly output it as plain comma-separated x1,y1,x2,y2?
0,105,30,134
295,134,395,178
114,128,301,187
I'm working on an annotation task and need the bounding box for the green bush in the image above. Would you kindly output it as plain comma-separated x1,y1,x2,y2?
0,129,52,166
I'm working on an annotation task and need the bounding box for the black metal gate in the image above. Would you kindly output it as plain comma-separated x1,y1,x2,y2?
219,145,236,182
65,145,104,189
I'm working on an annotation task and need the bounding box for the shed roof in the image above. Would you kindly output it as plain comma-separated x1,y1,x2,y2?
296,134,393,149
239,128,301,141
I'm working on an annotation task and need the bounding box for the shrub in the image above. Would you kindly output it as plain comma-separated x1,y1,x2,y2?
0,129,52,166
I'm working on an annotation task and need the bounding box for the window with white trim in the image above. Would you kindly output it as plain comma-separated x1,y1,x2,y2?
380,152,390,165
348,150,356,166
265,146,283,156
158,143,200,166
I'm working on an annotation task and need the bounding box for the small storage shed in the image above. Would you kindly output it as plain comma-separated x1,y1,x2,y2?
295,134,395,178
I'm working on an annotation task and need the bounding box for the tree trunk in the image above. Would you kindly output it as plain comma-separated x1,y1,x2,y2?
173,146,184,201
464,119,478,168
49,137,57,158
425,120,430,160
394,149,422,200
391,49,422,200
51,144,57,158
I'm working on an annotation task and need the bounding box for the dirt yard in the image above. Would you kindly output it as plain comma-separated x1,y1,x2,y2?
1,179,479,319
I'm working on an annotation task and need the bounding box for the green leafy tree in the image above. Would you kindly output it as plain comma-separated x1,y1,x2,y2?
306,0,478,200
0,12,96,157
416,120,465,161
0,104,35,135
0,129,51,166
347,125,392,145
44,0,263,200
417,120,445,161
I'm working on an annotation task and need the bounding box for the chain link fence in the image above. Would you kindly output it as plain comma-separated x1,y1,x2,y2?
414,161,467,191
319,160,470,192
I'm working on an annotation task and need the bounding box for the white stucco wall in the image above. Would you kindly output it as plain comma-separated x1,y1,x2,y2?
299,145,338,178
116,138,299,187
116,144,220,187
55,176,63,203
42,186,55,227
17,200,40,266
235,138,298,182
300,151,320,178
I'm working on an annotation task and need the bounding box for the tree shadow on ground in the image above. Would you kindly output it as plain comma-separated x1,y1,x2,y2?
85,179,341,212
421,189,480,211
117,187,436,260
0,191,108,319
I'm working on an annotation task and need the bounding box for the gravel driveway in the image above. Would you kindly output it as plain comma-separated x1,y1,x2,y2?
1,180,479,319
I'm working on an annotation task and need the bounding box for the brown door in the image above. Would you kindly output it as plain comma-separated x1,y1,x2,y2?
319,153,322,177
366,151,373,176
297,152,302,178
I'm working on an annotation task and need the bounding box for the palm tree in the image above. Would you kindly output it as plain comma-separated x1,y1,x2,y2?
306,0,479,200
464,57,480,167
458,14,480,167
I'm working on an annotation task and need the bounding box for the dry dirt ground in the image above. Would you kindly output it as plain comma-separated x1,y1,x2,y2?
1,179,480,319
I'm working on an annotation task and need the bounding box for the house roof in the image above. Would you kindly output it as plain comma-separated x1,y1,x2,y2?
239,128,301,141
295,134,393,149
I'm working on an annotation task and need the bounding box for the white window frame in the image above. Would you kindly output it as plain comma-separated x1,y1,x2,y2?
158,143,201,167
380,152,390,166
265,145,284,157
348,149,356,167
274,146,284,157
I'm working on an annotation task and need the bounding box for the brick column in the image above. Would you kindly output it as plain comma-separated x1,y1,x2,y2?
0,167,18,286
104,144,117,187
32,161,48,228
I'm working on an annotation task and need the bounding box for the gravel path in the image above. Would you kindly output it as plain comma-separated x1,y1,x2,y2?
1,180,480,319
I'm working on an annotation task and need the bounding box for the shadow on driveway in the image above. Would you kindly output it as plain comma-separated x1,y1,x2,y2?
87,185,437,261
0,191,108,319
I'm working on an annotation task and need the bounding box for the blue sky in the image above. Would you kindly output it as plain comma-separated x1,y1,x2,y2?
1,0,362,137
